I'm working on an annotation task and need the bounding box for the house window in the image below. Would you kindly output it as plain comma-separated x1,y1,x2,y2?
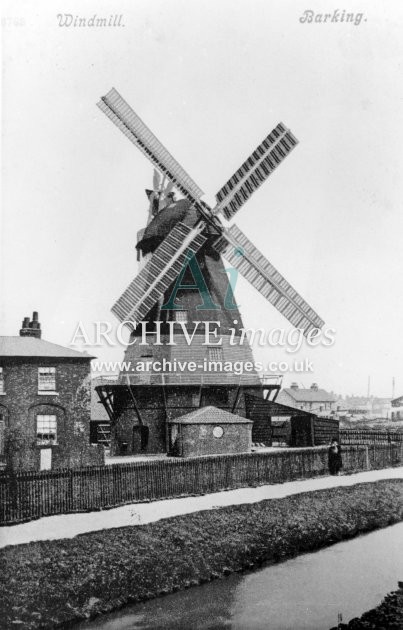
36,415,57,444
0,368,4,394
208,347,223,362
173,310,187,323
38,367,56,392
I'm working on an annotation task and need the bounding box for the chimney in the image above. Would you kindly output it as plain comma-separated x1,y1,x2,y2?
19,311,42,339
290,382,299,390
311,383,319,391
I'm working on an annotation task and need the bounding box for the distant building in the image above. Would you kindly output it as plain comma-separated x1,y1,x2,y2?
277,383,336,415
336,396,371,418
371,398,391,419
338,396,391,420
0,312,104,471
391,395,403,421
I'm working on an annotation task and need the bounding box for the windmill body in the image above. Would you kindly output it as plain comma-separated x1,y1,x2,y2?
96,88,325,457
123,197,259,387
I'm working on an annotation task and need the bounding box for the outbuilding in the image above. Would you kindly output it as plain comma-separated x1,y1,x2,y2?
168,406,253,457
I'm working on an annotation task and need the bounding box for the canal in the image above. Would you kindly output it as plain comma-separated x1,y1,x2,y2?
79,521,403,629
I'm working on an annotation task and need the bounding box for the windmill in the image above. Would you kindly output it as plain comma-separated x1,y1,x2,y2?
96,88,324,455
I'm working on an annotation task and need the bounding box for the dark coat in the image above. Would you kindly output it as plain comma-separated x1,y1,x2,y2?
328,444,342,474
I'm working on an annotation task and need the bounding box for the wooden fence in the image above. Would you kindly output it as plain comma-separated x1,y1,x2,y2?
340,429,403,445
1,444,402,525
271,425,403,447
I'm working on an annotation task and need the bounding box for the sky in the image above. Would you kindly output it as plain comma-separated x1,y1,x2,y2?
1,0,403,397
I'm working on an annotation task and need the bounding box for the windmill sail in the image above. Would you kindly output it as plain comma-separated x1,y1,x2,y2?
112,222,207,324
216,123,288,202
215,127,298,221
97,88,204,203
215,224,324,335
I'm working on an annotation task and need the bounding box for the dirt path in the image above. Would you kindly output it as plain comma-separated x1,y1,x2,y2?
1,466,402,549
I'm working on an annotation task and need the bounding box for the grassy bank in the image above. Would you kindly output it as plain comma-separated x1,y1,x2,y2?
330,586,403,629
1,479,403,628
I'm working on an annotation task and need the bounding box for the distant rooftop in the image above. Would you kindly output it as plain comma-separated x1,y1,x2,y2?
281,383,336,403
0,336,94,360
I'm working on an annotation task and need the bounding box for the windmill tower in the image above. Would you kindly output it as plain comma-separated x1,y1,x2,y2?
96,88,324,456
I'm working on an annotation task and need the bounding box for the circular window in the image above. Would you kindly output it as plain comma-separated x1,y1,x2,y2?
213,425,224,438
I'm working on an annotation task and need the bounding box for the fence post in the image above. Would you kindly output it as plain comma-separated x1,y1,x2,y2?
364,445,370,471
69,469,74,511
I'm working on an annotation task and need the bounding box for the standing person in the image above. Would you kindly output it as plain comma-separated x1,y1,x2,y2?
328,438,343,475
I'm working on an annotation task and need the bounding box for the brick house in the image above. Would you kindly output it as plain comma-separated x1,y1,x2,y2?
276,382,336,416
0,313,104,471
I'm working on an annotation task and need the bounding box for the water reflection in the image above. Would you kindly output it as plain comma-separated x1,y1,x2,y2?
79,522,403,630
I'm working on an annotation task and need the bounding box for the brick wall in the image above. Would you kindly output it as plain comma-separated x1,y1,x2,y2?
107,384,262,455
0,358,102,471
179,422,252,457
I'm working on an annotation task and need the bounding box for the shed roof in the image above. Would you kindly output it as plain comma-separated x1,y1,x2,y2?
0,336,94,360
245,393,313,418
169,406,252,425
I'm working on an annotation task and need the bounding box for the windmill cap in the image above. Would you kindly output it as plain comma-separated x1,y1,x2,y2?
136,199,197,254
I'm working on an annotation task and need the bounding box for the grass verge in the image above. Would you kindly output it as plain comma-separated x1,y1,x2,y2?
330,586,403,629
1,479,403,628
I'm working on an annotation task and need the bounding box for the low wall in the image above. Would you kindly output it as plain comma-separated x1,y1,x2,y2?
0,444,402,525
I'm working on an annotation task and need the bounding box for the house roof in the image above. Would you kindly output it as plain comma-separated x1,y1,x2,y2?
169,406,253,425
281,387,336,403
0,336,94,360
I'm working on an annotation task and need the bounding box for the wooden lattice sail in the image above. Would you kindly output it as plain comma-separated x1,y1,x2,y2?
98,87,323,342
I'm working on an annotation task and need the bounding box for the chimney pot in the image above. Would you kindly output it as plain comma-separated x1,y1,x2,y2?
19,311,41,338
